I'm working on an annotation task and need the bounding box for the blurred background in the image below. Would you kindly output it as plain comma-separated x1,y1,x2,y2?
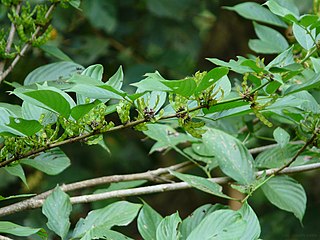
0,0,318,239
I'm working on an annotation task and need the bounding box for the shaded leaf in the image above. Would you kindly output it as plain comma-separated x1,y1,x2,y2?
21,148,71,175
186,209,247,240
24,61,83,85
261,175,306,222
138,201,163,240
0,221,42,237
239,203,261,240
273,127,290,148
180,204,227,240
202,128,255,185
156,212,181,240
170,171,233,199
40,45,72,61
72,201,141,239
5,164,27,186
42,186,72,239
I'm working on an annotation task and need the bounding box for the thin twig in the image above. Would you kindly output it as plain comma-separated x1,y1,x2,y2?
0,161,319,217
0,3,22,74
0,3,57,84
248,140,304,155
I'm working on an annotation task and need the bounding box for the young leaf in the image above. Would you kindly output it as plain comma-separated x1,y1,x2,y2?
72,201,141,239
170,171,233,199
225,2,287,28
0,221,43,237
5,117,42,136
24,61,83,85
14,89,72,118
138,201,163,240
42,186,72,240
107,65,124,90
193,67,229,96
261,175,306,222
21,148,71,175
180,204,227,240
249,22,289,54
273,127,290,148
238,203,261,240
186,209,247,240
202,128,256,185
156,212,181,240
81,64,104,81
161,78,197,97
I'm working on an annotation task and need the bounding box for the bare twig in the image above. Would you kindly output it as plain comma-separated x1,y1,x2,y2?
0,161,319,217
0,3,57,84
0,235,14,240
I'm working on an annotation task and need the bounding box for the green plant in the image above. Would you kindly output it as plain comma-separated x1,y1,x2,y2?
0,0,319,239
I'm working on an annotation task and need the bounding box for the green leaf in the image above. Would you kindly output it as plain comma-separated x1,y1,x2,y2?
72,201,141,239
138,201,163,240
180,204,227,240
3,117,42,136
183,147,218,171
285,72,320,94
14,89,72,118
71,100,101,121
265,0,299,22
24,61,83,85
107,65,124,90
161,78,197,97
95,180,146,194
0,221,42,237
249,22,289,54
311,57,320,73
225,2,287,28
5,164,27,186
206,57,252,74
21,148,71,175
266,46,294,69
81,229,133,240
186,209,247,240
131,71,172,92
203,100,249,114
0,193,35,201
202,128,255,185
156,212,181,240
255,144,302,168
42,186,72,240
238,203,261,240
22,102,57,126
170,171,233,199
144,124,196,153
194,67,229,96
292,23,316,50
40,45,72,61
273,127,290,148
81,64,104,81
261,175,306,222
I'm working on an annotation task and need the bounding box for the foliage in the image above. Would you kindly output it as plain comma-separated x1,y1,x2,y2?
0,0,319,239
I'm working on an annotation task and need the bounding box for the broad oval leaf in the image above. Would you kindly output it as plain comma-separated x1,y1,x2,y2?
261,175,306,222
21,148,71,175
42,186,72,240
202,128,255,185
0,221,42,237
72,201,141,239
156,212,181,240
170,171,233,199
186,209,247,240
24,61,83,85
137,201,163,240
238,203,261,240
180,204,227,240
292,23,316,50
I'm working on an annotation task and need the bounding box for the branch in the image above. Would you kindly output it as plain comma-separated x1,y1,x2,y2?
0,161,319,217
0,3,57,84
0,3,22,74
